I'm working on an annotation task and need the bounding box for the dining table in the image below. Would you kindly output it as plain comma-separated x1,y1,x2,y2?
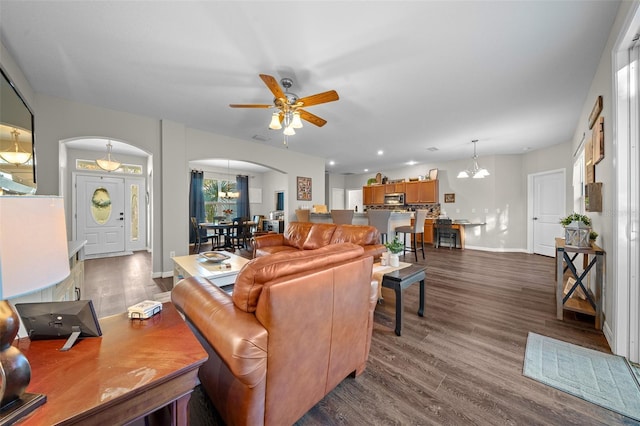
199,221,256,251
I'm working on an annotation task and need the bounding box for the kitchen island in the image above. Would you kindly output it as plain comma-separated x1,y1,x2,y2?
309,211,412,243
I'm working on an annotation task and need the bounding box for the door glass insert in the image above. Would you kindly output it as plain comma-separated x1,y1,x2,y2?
91,187,112,225
130,183,139,241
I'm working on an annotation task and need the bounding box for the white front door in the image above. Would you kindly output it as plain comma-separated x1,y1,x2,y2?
77,175,125,255
531,170,565,257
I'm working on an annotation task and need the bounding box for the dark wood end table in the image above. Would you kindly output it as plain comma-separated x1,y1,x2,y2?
15,302,207,425
381,264,426,336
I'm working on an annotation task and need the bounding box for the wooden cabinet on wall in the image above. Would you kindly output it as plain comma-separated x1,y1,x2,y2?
362,185,385,205
385,182,406,193
405,180,438,204
363,186,373,205
372,185,385,204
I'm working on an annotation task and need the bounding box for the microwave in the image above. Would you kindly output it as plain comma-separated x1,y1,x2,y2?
384,193,405,206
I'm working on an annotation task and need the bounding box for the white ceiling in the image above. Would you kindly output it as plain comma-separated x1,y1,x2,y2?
0,1,620,174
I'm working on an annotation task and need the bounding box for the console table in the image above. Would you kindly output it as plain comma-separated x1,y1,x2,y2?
555,238,604,329
14,302,207,425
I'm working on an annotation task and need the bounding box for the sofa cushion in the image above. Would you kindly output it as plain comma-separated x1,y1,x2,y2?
233,243,365,313
302,223,337,250
330,224,380,246
283,222,314,249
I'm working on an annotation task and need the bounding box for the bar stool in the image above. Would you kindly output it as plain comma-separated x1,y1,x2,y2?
394,209,428,262
367,209,392,244
331,209,354,225
295,209,311,222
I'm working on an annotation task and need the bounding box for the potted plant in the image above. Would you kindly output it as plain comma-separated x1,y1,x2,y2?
559,212,592,247
384,237,404,267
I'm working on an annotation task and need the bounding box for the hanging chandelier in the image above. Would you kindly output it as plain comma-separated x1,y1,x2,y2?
457,139,490,179
0,129,32,165
220,159,239,199
96,140,121,172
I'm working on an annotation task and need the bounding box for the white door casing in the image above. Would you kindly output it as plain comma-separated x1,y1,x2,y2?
76,175,125,255
529,169,566,257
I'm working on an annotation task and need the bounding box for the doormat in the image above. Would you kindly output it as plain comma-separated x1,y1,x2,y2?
523,332,640,422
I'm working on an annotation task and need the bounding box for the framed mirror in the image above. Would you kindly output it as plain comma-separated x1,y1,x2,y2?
0,68,36,195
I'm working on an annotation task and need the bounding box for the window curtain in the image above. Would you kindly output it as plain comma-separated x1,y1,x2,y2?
236,175,250,218
189,170,205,243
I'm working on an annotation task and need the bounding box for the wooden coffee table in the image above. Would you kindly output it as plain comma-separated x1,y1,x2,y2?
381,264,426,336
15,302,207,425
172,250,249,288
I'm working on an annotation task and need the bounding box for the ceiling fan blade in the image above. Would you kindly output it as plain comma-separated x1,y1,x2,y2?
229,104,272,108
299,109,327,127
297,90,339,107
259,74,285,100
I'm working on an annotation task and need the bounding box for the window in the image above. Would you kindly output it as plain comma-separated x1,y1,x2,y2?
203,177,237,221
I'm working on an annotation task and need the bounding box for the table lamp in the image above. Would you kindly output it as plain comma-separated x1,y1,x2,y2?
0,196,70,423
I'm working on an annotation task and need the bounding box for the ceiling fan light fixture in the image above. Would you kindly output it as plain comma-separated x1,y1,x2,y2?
0,129,32,165
268,113,282,130
291,112,303,129
96,140,121,172
283,125,295,136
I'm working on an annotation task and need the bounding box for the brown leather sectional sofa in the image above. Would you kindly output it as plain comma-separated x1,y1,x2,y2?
252,221,386,259
172,243,378,425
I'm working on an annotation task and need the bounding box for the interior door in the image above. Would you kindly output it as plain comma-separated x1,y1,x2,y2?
77,175,125,255
532,170,565,257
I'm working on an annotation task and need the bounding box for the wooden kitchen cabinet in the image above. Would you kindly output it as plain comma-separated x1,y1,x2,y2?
363,186,373,205
372,185,385,204
363,185,386,205
406,180,438,203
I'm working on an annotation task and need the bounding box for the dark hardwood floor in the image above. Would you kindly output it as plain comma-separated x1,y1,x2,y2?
84,245,635,425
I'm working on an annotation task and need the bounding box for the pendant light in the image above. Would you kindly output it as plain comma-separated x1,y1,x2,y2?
96,140,121,172
220,159,239,199
0,129,32,165
457,140,490,179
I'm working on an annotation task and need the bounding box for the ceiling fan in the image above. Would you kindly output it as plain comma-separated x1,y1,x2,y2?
229,74,339,137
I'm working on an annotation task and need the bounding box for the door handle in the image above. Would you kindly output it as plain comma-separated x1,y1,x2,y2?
533,217,538,220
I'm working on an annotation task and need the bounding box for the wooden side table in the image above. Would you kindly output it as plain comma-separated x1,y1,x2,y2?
15,302,207,425
381,264,426,336
555,238,605,329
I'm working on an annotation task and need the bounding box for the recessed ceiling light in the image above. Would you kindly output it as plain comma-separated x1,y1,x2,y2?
377,150,384,155
364,168,369,172
407,161,417,166
329,160,335,165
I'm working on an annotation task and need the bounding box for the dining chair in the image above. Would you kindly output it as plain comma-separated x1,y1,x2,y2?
331,209,354,225
295,209,311,222
435,218,458,249
367,209,392,244
190,217,218,253
394,209,428,261
229,217,251,250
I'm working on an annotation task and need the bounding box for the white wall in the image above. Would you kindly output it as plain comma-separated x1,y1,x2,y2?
568,0,637,349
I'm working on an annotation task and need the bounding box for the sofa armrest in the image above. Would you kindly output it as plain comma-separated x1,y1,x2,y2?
252,233,286,257
171,276,268,388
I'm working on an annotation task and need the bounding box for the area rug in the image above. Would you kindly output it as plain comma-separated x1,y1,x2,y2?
523,332,640,421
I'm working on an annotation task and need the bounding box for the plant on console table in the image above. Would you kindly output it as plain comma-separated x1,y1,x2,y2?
560,212,592,248
385,237,404,267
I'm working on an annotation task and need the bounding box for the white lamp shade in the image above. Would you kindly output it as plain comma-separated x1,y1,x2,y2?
269,113,282,130
283,125,295,136
0,196,70,299
291,112,303,129
457,171,469,178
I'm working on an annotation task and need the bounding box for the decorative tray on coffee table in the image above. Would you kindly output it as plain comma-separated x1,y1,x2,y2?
199,251,230,263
